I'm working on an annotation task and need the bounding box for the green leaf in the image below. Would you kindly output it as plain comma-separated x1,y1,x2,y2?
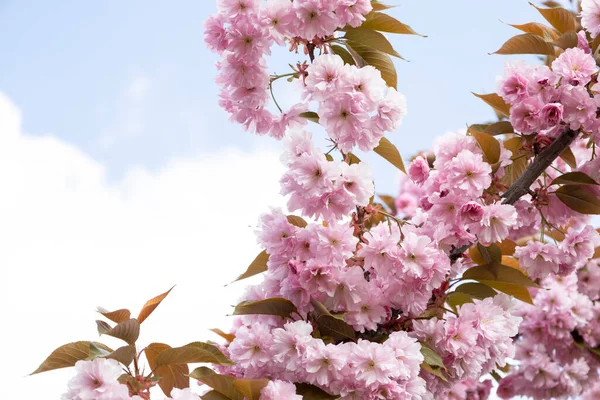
97,307,132,324
32,341,113,374
508,22,559,40
145,343,190,397
190,367,243,400
463,261,538,287
138,286,174,324
344,40,398,88
344,27,402,58
101,318,140,345
232,379,270,400
469,126,501,164
492,33,556,55
555,185,600,214
347,152,362,165
295,383,340,399
311,299,356,342
330,45,355,65
233,298,298,319
155,342,235,367
234,250,269,282
287,215,308,228
553,31,579,49
299,111,320,123
530,2,576,33
454,282,498,299
551,172,598,186
445,292,474,311
421,362,448,382
361,12,426,36
374,137,406,173
472,92,511,117
420,343,445,369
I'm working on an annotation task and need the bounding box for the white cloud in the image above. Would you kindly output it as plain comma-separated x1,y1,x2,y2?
0,92,285,398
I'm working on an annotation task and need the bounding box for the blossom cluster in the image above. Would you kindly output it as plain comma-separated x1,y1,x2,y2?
496,271,600,399
62,358,200,400
220,321,427,399
204,0,407,153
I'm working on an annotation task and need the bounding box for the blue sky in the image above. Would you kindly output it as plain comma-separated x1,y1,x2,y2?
0,0,548,195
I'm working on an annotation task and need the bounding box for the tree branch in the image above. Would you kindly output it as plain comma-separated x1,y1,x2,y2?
449,128,579,262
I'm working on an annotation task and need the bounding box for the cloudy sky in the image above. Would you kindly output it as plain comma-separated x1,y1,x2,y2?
0,0,554,398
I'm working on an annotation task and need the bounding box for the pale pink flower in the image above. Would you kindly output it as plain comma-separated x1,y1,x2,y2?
305,54,346,101
168,388,201,400
204,14,228,53
62,358,124,400
260,380,302,400
551,47,597,86
473,203,518,245
408,156,430,185
510,96,544,134
293,0,338,39
353,340,400,386
217,0,260,18
304,341,346,386
541,102,564,128
582,0,600,38
446,150,492,195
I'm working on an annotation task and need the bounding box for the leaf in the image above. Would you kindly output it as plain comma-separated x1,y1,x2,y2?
145,343,189,397
155,342,235,366
210,328,236,343
530,3,576,34
295,383,340,399
233,298,297,319
493,33,556,56
346,42,397,88
97,307,132,324
361,12,426,36
469,243,502,265
232,379,270,400
503,136,529,186
287,215,308,228
330,45,355,66
462,261,538,287
559,147,577,168
311,299,356,342
485,121,514,136
421,362,448,382
189,367,243,400
553,31,579,50
234,250,269,282
455,282,498,299
32,341,113,374
202,391,231,400
555,185,600,214
347,152,361,165
88,342,113,359
105,344,137,367
96,320,112,335
479,280,534,304
138,286,174,324
472,93,511,117
420,343,445,369
501,256,522,270
445,292,474,311
551,172,598,186
370,0,395,11
102,318,140,345
378,194,398,214
508,22,559,40
344,27,402,58
497,239,517,255
299,111,320,123
374,137,406,173
469,126,501,164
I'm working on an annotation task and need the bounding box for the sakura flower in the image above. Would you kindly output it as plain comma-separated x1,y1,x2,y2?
260,380,302,400
582,0,600,38
552,47,597,86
